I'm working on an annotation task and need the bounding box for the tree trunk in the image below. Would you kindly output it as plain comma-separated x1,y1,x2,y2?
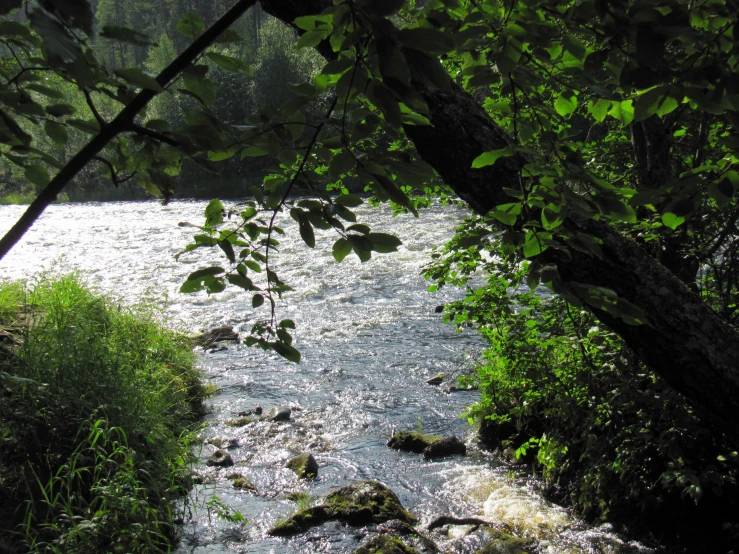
259,0,739,441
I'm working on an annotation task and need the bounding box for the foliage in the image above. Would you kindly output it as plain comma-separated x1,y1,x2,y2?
427,248,739,547
0,275,206,553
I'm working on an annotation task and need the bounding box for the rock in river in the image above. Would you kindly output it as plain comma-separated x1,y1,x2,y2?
285,452,319,480
423,436,466,460
260,406,291,422
268,480,416,536
206,448,234,468
387,431,438,453
477,532,535,554
352,535,419,553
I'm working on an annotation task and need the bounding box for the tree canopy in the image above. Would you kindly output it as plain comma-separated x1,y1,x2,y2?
1,0,739,443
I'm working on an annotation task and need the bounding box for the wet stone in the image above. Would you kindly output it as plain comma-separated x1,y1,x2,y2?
423,436,466,460
261,406,291,422
206,448,233,467
267,480,416,536
426,373,445,386
387,431,438,454
476,533,535,554
352,535,419,553
285,452,319,480
225,416,256,427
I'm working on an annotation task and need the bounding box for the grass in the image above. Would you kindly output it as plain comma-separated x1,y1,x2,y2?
0,275,207,553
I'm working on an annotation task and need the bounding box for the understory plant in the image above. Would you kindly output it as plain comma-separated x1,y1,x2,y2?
0,275,206,553
427,247,739,550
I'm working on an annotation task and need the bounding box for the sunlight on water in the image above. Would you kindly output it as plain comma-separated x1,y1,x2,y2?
0,200,658,553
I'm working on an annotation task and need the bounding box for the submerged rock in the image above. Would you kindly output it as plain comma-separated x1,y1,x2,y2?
267,480,416,536
232,477,257,491
423,436,466,460
261,406,291,422
387,431,438,453
192,325,239,347
352,535,419,553
225,416,256,427
477,533,535,554
285,452,319,479
426,373,445,386
206,449,233,467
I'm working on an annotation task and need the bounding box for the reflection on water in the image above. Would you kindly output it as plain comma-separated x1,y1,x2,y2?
0,200,656,553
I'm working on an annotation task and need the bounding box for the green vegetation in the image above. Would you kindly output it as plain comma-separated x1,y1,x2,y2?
0,275,206,553
431,254,739,548
3,0,739,550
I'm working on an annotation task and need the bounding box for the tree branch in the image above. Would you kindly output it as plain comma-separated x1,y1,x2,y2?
0,0,258,261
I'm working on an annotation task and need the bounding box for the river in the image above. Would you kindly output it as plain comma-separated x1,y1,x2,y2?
0,200,655,553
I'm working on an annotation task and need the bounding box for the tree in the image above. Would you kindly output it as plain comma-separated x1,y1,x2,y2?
1,0,738,444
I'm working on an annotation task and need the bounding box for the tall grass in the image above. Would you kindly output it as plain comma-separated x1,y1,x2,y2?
0,275,206,553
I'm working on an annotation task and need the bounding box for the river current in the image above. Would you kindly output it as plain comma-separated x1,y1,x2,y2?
0,200,655,554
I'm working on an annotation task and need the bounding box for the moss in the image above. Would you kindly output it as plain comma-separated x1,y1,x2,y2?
476,532,535,554
285,452,318,479
225,416,256,427
387,431,439,453
267,480,416,536
232,477,257,491
352,535,420,554
267,506,330,536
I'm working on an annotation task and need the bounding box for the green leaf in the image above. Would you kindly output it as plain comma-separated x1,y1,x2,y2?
219,240,236,263
252,294,264,308
587,98,610,123
46,104,76,117
205,199,224,227
523,231,551,257
367,232,402,253
206,52,252,75
554,94,578,117
115,68,163,92
24,84,64,99
177,12,204,39
335,193,363,207
183,72,216,107
332,238,352,262
608,99,634,126
662,212,685,230
25,164,50,187
471,147,511,169
298,215,316,248
100,25,157,46
44,120,68,146
296,30,325,49
187,266,224,280
272,341,301,363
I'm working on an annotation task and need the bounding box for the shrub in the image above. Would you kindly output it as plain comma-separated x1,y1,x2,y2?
0,275,206,553
428,248,739,549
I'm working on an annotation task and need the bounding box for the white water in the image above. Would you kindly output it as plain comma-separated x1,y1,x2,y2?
0,200,656,553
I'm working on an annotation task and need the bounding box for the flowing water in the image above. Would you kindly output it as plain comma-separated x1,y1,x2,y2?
0,200,656,554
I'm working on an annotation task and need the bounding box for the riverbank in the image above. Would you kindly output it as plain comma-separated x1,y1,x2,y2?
0,275,207,553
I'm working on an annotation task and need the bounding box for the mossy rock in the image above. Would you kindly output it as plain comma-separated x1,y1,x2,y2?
352,535,419,553
387,431,438,453
268,506,330,536
225,416,256,427
267,480,416,536
423,436,466,460
325,480,417,526
232,477,257,491
476,532,535,554
285,452,319,479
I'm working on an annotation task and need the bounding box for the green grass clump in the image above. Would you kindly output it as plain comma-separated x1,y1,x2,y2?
0,275,207,553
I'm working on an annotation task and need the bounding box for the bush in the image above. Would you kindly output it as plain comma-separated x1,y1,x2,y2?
428,245,739,550
0,275,206,553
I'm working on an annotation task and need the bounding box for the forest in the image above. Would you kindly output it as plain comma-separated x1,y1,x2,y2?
1,0,739,553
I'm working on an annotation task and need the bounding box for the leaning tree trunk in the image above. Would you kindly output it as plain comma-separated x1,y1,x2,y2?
260,0,739,441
